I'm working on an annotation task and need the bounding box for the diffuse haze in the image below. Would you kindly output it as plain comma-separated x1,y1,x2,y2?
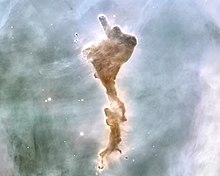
82,15,137,169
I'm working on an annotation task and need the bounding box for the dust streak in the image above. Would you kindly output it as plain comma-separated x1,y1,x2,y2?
82,15,137,170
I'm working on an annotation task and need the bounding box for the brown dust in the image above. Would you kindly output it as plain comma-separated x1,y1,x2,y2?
82,15,137,170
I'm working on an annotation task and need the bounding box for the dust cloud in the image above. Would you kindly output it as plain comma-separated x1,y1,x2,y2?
82,15,137,169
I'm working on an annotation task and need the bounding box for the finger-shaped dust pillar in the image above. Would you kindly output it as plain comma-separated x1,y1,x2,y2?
82,15,137,170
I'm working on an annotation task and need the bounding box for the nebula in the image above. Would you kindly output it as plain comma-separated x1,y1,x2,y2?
82,15,137,169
